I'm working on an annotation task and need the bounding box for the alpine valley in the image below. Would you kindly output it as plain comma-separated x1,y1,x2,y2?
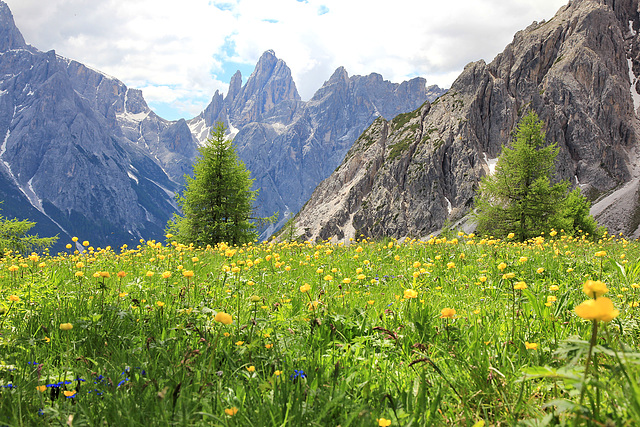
0,1,443,251
291,0,640,242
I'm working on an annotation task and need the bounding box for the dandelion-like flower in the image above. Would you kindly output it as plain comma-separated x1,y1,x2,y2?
214,312,233,325
575,297,619,322
224,407,238,416
440,308,456,319
583,280,608,298
299,283,311,293
513,281,527,290
403,289,418,299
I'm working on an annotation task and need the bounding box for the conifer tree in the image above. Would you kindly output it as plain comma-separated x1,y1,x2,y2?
0,204,58,254
474,111,599,241
167,122,258,246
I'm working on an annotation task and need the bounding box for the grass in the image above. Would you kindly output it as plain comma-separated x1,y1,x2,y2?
1,231,640,426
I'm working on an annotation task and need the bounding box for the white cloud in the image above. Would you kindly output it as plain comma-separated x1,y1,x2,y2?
5,0,568,120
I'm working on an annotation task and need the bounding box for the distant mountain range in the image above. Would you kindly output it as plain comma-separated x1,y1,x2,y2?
0,0,444,251
291,0,640,241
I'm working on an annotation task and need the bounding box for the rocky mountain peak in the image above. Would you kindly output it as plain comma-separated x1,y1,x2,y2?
226,70,243,103
0,0,27,52
229,50,301,125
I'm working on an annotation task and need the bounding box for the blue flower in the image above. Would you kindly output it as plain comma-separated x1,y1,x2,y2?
290,369,307,381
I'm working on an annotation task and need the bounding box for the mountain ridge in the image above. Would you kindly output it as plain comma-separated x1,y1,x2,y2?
290,0,640,242
0,0,442,250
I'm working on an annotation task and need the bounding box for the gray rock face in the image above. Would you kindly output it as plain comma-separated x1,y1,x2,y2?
292,0,640,241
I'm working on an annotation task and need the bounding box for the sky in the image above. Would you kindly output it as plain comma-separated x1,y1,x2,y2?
5,0,568,121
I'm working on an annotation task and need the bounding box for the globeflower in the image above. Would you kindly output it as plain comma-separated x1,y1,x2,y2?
497,262,507,271
59,323,73,331
299,283,311,293
583,280,608,298
224,407,238,416
513,281,527,290
575,297,619,322
440,308,456,319
377,418,392,426
594,251,607,258
525,342,538,350
403,289,418,299
214,312,233,325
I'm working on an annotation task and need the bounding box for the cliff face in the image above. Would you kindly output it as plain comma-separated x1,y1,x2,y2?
293,0,640,241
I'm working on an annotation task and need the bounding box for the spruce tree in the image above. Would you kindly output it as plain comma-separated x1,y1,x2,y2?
474,111,598,241
167,122,258,246
0,204,58,254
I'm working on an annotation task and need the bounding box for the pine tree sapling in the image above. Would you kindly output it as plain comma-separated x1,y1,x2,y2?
0,203,58,254
167,122,258,246
474,111,600,240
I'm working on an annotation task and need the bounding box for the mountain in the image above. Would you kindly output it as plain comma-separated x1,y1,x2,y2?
0,4,181,252
290,0,640,241
187,51,445,236
0,1,442,250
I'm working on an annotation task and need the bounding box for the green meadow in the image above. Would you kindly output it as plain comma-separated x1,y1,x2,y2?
1,231,640,426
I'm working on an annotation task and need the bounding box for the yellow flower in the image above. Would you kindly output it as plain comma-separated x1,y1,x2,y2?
525,342,538,350
117,271,127,278
214,312,233,325
247,365,255,372
478,276,487,283
274,370,282,376
8,265,18,272
550,230,558,237
549,285,559,291
583,280,608,298
235,341,244,346
156,301,165,307
342,277,351,284
507,233,515,239
224,407,238,416
59,323,73,331
72,236,78,242
99,271,110,278
519,256,528,263
403,289,418,299
536,267,545,274
575,297,620,322
63,390,76,398
446,262,455,269
594,251,607,258
497,262,507,271
299,283,311,293
161,271,172,279
82,241,89,247
7,295,19,303
36,385,47,392
323,275,333,282
265,343,273,349
182,270,195,278
75,271,84,278
145,271,155,277
377,418,392,426
513,281,527,290
502,272,516,280
440,308,456,319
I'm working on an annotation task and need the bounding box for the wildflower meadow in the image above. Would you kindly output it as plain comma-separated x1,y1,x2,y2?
1,231,640,426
